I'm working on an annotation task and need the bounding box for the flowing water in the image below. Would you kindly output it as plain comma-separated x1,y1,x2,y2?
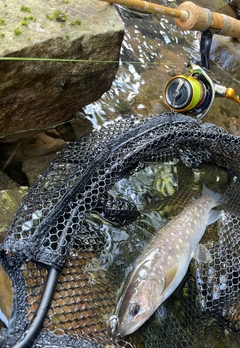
82,4,240,345
91,161,231,283
84,0,240,131
85,159,239,347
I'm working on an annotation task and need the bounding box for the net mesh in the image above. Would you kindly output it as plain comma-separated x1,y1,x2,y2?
0,113,239,347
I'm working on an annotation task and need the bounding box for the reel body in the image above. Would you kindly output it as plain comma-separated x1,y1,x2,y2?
164,63,240,120
164,75,207,113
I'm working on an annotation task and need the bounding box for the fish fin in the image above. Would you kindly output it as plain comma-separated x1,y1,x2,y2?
0,309,8,327
190,196,195,203
207,210,221,225
164,265,178,289
202,184,222,205
193,243,212,263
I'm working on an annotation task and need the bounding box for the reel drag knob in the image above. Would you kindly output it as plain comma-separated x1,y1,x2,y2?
164,75,207,113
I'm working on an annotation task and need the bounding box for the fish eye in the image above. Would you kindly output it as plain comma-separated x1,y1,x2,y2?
129,303,140,316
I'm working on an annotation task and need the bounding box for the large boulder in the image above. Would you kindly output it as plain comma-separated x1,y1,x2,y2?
0,0,123,141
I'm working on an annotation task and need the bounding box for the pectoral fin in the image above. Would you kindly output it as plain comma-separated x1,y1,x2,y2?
165,265,178,289
207,210,221,226
193,243,212,263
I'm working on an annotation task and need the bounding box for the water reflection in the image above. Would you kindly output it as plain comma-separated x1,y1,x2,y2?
84,0,239,130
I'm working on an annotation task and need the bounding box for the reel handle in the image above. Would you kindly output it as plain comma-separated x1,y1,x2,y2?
225,88,240,105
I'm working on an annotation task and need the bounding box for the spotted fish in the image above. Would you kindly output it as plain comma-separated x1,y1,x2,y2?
112,185,222,335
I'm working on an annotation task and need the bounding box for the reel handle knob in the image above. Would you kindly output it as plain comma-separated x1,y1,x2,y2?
225,88,240,106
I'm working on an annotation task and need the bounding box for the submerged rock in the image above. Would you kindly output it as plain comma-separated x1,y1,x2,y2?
0,186,29,241
210,35,240,83
22,153,58,186
210,1,240,82
0,0,124,141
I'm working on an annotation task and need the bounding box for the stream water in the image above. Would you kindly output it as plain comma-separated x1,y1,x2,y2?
82,3,240,345
84,0,240,131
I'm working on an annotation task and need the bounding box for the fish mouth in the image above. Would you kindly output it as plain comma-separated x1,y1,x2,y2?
118,320,143,336
118,307,156,336
108,314,139,336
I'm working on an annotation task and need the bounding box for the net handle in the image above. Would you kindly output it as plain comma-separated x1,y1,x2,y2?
100,0,240,38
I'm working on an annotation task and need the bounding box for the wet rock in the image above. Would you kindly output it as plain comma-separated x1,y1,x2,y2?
1,127,65,160
188,2,240,84
0,129,66,186
70,112,93,139
0,171,19,191
0,117,94,187
20,131,66,158
227,0,240,16
210,36,240,83
223,297,240,331
0,172,23,242
22,153,57,186
0,186,29,242
0,0,124,141
229,116,240,135
209,1,240,82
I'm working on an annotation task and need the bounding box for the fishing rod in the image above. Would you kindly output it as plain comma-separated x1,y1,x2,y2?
100,0,240,38
103,0,189,20
101,0,240,119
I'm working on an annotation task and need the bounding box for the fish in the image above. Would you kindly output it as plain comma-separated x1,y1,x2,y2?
113,185,222,336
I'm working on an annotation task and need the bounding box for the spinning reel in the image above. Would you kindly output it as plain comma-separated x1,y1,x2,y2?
102,1,240,119
164,30,240,120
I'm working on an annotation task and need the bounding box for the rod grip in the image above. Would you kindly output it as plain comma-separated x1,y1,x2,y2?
175,1,240,38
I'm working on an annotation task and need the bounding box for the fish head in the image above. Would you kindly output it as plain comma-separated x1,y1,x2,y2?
117,263,165,336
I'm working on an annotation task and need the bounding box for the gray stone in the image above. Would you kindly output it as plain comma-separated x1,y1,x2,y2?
210,36,240,83
22,154,58,186
0,0,124,141
227,0,240,12
0,171,19,191
0,186,29,240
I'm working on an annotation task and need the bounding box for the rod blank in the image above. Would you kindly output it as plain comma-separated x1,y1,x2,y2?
100,0,240,38
100,0,189,21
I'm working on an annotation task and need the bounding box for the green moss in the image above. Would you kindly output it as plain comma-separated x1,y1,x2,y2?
183,287,188,297
55,11,67,22
46,13,53,20
14,28,22,35
24,15,36,21
21,20,29,26
69,19,81,26
20,5,32,13
46,10,67,22
63,0,69,3
65,34,70,40
0,18,6,25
